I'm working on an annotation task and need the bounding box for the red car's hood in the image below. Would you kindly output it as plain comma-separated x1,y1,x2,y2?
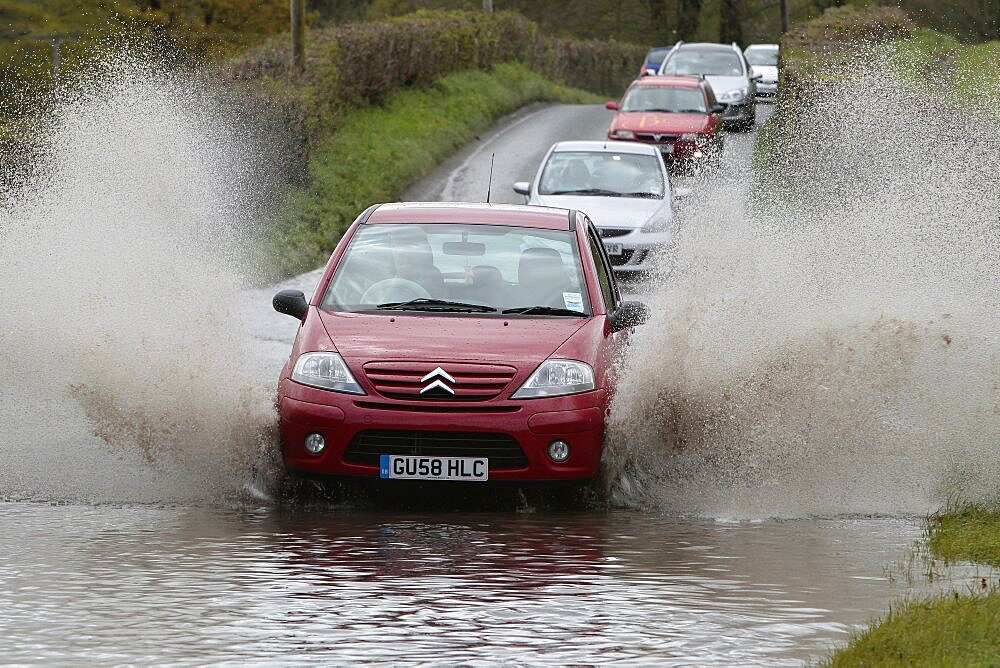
318,310,587,367
613,111,710,134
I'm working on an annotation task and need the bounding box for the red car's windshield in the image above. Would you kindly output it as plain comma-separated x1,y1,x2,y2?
621,86,707,114
322,223,591,315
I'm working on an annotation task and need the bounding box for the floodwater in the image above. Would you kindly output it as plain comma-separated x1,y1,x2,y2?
0,502,976,665
2,54,998,665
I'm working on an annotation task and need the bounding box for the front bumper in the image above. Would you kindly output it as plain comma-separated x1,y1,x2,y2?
278,379,607,481
598,228,671,272
756,81,777,96
722,101,754,125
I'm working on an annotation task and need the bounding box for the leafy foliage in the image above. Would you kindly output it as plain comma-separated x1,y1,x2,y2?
267,63,598,275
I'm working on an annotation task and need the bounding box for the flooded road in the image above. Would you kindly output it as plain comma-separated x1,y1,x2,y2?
0,503,971,665
3,63,998,664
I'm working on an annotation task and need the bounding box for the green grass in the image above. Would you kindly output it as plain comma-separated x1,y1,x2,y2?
824,593,1000,667
825,505,1000,665
928,506,1000,567
890,29,1000,112
270,62,600,276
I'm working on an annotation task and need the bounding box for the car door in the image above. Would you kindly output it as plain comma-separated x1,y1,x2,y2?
582,216,629,392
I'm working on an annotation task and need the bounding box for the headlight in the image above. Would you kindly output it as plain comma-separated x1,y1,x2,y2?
679,132,699,141
641,215,673,233
610,129,635,139
292,352,365,395
719,87,748,103
511,360,595,399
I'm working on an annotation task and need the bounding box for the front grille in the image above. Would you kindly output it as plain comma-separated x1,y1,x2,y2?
599,228,631,239
609,249,635,266
363,361,517,401
636,133,677,144
344,430,528,470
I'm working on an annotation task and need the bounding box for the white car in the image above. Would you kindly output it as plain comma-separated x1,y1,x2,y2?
513,141,678,274
658,41,759,131
745,44,779,98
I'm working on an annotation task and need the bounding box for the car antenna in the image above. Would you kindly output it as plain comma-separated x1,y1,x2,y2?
486,152,495,203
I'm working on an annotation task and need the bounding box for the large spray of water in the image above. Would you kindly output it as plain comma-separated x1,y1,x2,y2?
0,58,279,504
607,66,1000,518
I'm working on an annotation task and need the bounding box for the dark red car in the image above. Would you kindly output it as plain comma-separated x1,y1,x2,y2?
606,75,725,165
272,203,648,485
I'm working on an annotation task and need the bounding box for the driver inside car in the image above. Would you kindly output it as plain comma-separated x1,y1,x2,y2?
388,228,445,297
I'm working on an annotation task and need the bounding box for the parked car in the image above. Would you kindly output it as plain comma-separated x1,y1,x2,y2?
605,75,725,166
744,43,779,98
272,202,648,485
658,41,759,131
513,141,678,275
639,46,673,76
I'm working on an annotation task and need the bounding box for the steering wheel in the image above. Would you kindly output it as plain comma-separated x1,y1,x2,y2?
361,278,431,304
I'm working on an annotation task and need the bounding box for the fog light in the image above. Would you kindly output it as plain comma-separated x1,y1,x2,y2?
547,440,571,463
304,432,325,455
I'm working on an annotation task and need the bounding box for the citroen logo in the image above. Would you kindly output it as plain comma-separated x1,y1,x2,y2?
420,366,456,395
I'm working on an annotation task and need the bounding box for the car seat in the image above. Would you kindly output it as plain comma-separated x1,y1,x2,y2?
516,248,570,308
471,265,505,308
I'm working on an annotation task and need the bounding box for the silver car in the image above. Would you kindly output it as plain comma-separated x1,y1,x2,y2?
745,43,779,98
513,141,677,274
658,41,759,131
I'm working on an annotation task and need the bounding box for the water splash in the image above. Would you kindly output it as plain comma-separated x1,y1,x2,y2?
607,62,1000,518
0,56,281,504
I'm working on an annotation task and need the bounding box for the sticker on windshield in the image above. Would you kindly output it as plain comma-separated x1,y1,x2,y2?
563,292,584,311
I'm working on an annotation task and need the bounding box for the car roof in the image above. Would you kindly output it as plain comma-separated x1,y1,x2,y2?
676,42,739,53
745,43,779,50
631,75,703,89
366,202,573,230
551,140,660,156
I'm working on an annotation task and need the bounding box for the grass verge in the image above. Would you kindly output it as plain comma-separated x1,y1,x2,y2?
825,506,1000,665
928,506,1000,568
890,28,1000,113
270,62,600,276
824,592,1000,667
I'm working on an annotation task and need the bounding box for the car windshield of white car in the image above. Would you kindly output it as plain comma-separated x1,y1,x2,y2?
539,151,665,198
746,49,778,66
665,51,743,77
322,223,591,317
621,87,706,114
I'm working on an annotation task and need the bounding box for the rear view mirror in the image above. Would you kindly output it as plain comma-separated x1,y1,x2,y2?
443,241,486,256
605,100,620,110
273,289,308,320
512,181,530,196
610,301,649,332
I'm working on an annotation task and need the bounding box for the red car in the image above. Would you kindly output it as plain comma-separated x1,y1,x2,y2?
272,202,648,485
606,75,725,164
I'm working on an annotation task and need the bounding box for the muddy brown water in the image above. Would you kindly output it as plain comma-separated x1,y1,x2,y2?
0,502,983,664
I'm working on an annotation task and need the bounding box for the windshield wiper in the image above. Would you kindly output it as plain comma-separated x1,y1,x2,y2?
547,188,623,197
377,298,498,313
622,191,662,199
502,306,587,317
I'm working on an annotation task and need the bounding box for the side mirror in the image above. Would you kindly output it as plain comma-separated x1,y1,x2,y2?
273,289,308,320
605,100,620,111
673,186,692,200
751,73,763,81
610,301,649,332
512,181,530,196
711,103,726,114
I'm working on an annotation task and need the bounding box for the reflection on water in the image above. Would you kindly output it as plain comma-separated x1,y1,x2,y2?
0,503,983,665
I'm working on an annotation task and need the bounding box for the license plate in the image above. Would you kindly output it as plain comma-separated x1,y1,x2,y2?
379,454,489,481
605,242,624,256
661,144,675,154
